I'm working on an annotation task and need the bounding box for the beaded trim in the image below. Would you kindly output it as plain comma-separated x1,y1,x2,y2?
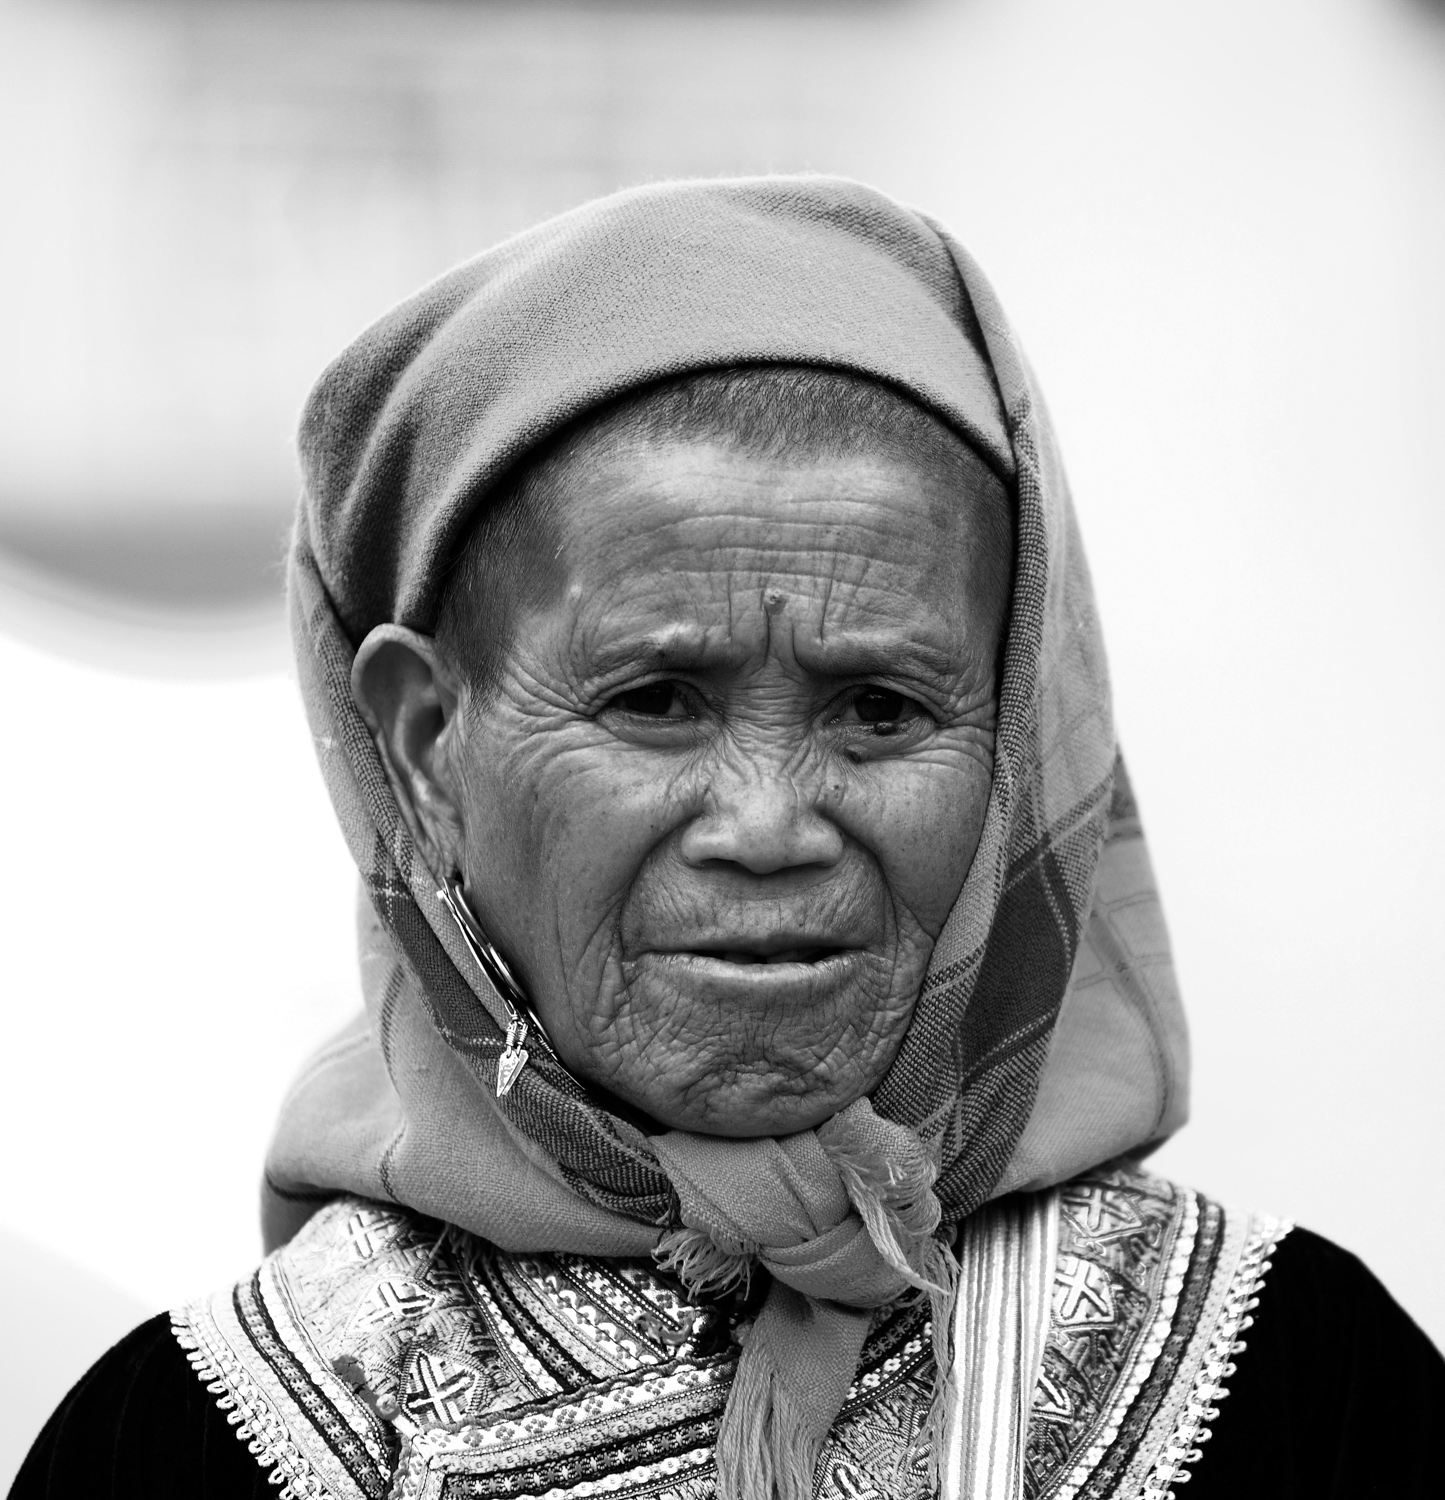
1137,1215,1291,1499
392,1360,730,1500
1024,1167,1292,1500
172,1237,396,1500
173,1310,334,1500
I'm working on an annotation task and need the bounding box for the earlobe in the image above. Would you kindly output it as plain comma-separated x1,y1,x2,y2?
351,624,468,874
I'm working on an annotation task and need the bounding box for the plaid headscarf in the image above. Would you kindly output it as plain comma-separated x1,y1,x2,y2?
267,176,1189,1498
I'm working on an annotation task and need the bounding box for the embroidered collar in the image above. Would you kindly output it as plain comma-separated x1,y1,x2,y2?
174,1165,1287,1500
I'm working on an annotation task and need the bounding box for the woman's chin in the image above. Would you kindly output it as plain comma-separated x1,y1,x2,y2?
645,1083,867,1139
615,1047,896,1138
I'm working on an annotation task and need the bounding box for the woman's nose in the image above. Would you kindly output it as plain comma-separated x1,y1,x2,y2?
679,760,844,874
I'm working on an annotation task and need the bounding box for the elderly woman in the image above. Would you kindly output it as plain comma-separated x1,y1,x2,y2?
15,178,1443,1500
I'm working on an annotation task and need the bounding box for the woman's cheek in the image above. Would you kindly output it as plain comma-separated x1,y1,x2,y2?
527,754,681,981
847,758,992,935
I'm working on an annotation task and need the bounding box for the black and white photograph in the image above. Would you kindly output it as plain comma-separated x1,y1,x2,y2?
2,1,1443,1495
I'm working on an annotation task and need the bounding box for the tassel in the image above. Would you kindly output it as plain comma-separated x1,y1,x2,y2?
654,1103,961,1499
920,1237,960,1494
715,1345,818,1500
817,1106,960,1491
817,1108,947,1292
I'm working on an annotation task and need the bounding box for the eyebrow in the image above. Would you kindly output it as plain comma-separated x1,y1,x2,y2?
583,628,965,683
800,635,963,680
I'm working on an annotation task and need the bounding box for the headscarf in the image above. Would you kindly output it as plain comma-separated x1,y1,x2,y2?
267,175,1189,1499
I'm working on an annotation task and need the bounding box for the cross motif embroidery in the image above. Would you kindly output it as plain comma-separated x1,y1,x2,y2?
1053,1253,1116,1327
356,1278,432,1327
404,1352,477,1425
1060,1184,1146,1245
345,1210,391,1260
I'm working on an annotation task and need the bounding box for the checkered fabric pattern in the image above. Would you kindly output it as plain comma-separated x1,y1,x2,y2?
266,176,1187,1249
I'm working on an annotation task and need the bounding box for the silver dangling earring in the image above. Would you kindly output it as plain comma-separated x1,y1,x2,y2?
436,877,537,1099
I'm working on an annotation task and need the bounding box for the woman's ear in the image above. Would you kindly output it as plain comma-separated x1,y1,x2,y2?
351,624,468,875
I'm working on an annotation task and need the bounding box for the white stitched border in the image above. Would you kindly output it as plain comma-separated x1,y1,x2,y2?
1137,1215,1292,1500
172,1303,334,1500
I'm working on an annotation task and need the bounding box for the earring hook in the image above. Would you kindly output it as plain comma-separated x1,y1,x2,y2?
435,877,549,1098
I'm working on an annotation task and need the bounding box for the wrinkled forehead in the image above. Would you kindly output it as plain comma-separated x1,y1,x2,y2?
557,425,1002,577
552,439,987,633
470,400,1013,688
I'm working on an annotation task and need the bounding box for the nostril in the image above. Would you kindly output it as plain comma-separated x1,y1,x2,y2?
680,783,846,875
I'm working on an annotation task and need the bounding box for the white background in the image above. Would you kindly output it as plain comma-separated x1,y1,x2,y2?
1,0,1442,1479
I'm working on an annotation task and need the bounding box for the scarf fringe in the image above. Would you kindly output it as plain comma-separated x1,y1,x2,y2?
921,1236,960,1495
715,1340,818,1500
816,1108,949,1295
816,1097,961,1487
654,1225,758,1297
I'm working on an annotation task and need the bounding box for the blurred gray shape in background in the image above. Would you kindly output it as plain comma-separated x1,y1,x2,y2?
0,0,900,674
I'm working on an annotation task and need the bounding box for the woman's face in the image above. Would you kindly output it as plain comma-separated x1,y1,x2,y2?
424,437,1001,1137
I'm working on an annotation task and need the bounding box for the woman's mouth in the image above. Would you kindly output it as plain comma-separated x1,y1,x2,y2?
691,946,843,966
634,946,866,1003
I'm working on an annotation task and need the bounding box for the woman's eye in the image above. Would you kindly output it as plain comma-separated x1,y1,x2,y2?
609,682,689,718
839,687,925,734
854,689,907,723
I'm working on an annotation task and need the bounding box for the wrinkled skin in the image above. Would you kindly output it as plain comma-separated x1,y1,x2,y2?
354,437,1001,1138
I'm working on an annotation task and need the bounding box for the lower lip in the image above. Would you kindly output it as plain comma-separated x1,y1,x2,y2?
639,950,863,1002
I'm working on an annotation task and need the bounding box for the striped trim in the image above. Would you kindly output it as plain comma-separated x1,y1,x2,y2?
172,1254,393,1500
943,1191,1059,1500
1134,1214,1291,1499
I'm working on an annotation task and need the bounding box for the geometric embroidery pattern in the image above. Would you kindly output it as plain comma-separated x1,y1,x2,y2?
1025,1165,1289,1500
172,1166,1287,1500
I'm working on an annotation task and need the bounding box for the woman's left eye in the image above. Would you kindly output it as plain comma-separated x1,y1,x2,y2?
837,687,926,732
607,682,690,718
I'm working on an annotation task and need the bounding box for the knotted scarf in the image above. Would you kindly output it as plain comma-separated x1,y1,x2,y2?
653,1102,957,1497
267,175,1190,1498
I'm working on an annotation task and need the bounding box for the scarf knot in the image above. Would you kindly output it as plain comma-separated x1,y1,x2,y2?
651,1099,956,1500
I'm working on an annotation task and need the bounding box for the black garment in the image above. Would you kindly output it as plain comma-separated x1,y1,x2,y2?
9,1313,275,1500
1182,1229,1445,1497
11,1229,1445,1499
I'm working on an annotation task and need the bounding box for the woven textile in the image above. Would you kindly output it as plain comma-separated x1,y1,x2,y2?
176,1165,1287,1500
264,175,1191,1493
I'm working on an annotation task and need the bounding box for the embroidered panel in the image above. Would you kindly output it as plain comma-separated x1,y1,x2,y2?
174,1170,1286,1500
395,1362,730,1500
276,1200,535,1429
175,1244,398,1499
811,1301,934,1500
1025,1165,1288,1500
816,1378,933,1500
1026,1167,1200,1497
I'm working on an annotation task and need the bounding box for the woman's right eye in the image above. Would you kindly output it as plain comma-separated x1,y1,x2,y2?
607,682,690,718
